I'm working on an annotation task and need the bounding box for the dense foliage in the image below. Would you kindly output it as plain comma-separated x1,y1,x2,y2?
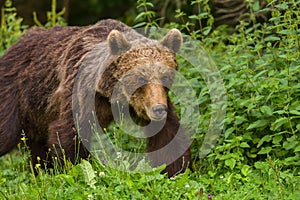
0,0,299,199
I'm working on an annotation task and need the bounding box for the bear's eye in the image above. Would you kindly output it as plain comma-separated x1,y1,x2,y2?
137,76,148,85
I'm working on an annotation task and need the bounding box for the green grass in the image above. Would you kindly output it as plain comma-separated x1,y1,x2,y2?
1,150,300,199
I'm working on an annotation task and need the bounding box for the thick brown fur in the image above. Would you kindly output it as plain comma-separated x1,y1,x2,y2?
0,19,191,177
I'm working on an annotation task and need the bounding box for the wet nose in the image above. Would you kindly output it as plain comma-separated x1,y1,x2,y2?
152,104,167,119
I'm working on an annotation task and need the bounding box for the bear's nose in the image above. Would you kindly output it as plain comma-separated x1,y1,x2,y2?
152,104,167,119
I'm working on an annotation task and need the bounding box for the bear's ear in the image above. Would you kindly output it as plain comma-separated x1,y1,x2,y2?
108,30,131,55
160,29,182,53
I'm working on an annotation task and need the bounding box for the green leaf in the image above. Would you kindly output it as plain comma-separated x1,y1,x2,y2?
132,22,146,29
260,105,273,116
275,2,289,10
254,161,268,171
134,159,153,173
145,2,154,7
235,116,247,125
283,135,298,150
57,174,75,185
241,165,252,176
257,135,272,147
294,144,300,152
257,147,272,154
247,120,268,130
277,30,290,35
225,158,236,170
188,15,199,20
290,110,300,115
224,127,235,139
297,124,300,131
240,142,250,148
273,110,286,115
135,12,146,21
252,1,260,12
79,160,96,189
202,26,211,36
272,135,283,144
271,117,289,131
264,36,280,42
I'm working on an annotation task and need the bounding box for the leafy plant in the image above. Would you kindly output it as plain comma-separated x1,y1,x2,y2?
0,0,66,56
134,0,159,28
33,0,66,28
134,0,300,196
0,0,27,55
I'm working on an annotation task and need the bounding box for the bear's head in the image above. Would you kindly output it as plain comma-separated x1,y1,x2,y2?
97,29,182,121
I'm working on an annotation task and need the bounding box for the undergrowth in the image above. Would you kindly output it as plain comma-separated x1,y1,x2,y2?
0,0,300,199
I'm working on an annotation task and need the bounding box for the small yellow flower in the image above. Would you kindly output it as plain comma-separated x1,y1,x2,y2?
21,137,26,141
37,156,41,161
35,164,41,168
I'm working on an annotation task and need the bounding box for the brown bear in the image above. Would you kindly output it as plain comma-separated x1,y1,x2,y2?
0,19,191,177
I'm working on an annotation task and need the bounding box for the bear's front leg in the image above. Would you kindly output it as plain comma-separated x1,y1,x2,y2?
146,101,191,177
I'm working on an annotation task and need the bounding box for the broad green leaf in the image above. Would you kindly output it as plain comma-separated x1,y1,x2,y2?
80,160,96,189
240,142,250,148
278,29,290,35
297,124,300,131
241,165,252,176
235,116,247,125
202,27,211,36
283,135,298,150
283,141,298,150
224,127,235,139
134,12,146,21
273,110,286,115
188,15,199,20
275,2,289,10
225,158,236,170
254,70,268,78
272,135,283,144
290,110,300,116
247,120,268,130
257,147,272,154
264,36,280,42
284,156,299,164
260,105,273,116
271,117,289,131
254,161,268,171
252,1,260,12
294,145,300,152
247,153,257,158
257,135,272,148
57,174,75,185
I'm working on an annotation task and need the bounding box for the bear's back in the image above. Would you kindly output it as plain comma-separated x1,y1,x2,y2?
0,19,133,130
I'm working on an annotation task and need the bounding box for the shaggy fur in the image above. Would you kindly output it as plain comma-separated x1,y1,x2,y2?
0,19,191,177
